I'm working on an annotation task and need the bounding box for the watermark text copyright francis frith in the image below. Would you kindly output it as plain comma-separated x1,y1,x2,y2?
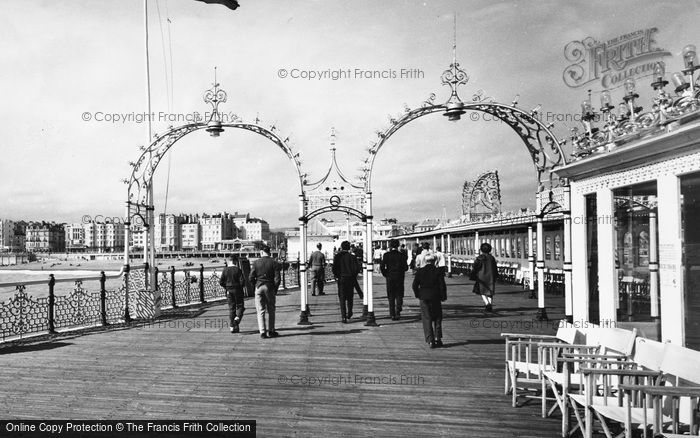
276,67,425,81
277,373,425,386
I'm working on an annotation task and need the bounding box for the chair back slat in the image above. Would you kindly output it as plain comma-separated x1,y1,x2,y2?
631,338,665,371
555,326,581,344
660,343,700,384
586,328,637,356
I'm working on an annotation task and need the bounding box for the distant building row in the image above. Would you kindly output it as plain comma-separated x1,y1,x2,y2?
0,212,270,253
131,212,269,251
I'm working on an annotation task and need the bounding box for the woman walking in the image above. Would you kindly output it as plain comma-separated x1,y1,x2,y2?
471,242,498,312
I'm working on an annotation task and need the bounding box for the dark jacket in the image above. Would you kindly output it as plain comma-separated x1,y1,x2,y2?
249,256,281,289
219,265,244,291
333,250,359,278
470,253,498,296
380,249,408,278
412,264,447,301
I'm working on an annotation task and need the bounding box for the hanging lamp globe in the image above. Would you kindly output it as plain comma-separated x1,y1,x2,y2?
206,119,224,137
444,101,466,121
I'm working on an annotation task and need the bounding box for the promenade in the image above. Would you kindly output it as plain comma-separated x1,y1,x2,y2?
0,275,566,437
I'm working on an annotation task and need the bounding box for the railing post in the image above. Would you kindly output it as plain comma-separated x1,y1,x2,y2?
124,264,131,323
281,263,287,290
199,264,205,303
154,266,159,292
170,266,177,308
185,270,191,303
100,271,107,326
296,262,301,287
48,274,56,334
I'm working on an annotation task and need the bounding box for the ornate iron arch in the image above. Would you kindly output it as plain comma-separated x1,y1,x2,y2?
302,130,366,222
305,205,365,221
125,82,304,227
357,53,567,191
536,188,569,218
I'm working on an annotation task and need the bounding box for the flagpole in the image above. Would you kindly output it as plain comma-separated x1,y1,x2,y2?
144,0,157,308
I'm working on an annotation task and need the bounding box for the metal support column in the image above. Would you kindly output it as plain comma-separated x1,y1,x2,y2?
365,191,377,326
536,216,548,320
563,185,573,323
298,193,311,325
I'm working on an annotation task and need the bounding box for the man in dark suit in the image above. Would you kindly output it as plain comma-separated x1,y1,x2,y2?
219,255,245,333
380,239,408,320
249,245,281,339
333,240,359,323
412,254,447,348
350,243,364,299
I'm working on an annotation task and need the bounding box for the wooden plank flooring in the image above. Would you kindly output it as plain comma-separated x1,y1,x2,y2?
0,274,567,437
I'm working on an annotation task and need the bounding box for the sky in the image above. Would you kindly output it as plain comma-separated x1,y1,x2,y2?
1,0,699,228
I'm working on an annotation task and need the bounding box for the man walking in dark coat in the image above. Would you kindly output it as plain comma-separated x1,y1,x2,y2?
219,255,245,333
412,254,447,348
249,245,281,339
380,239,408,320
333,240,359,323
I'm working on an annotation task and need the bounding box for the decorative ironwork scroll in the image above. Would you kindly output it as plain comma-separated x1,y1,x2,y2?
0,285,49,339
202,270,226,301
54,280,99,328
462,171,502,216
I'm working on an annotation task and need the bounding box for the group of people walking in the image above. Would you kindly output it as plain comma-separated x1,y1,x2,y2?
218,239,499,349
219,245,281,339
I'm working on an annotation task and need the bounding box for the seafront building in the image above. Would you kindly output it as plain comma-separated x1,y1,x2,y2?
25,221,65,253
0,219,15,252
64,223,85,252
0,220,26,253
154,213,184,252
180,222,201,251
125,211,270,252
199,212,236,251
238,217,270,241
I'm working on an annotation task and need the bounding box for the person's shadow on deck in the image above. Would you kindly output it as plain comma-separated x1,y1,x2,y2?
441,339,505,348
0,341,73,354
238,326,368,337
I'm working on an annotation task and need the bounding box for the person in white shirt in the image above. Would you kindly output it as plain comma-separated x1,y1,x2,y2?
434,246,447,276
414,243,434,269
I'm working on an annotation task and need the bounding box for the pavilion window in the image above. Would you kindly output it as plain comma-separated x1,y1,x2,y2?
613,181,658,322
681,172,700,350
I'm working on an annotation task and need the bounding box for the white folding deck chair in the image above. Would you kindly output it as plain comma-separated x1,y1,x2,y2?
502,321,585,408
619,342,700,438
569,337,667,438
543,328,638,437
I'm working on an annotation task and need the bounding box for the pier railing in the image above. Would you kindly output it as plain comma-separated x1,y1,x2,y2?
0,268,127,342
0,259,325,343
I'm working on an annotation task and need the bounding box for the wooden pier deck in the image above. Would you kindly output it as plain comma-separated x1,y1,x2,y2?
0,275,566,437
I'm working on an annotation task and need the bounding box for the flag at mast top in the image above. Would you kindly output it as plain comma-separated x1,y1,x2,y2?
194,0,240,10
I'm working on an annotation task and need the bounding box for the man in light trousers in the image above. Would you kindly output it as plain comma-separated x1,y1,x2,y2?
249,245,281,339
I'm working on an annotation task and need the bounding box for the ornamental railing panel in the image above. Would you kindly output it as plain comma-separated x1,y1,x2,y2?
54,281,101,329
0,286,49,341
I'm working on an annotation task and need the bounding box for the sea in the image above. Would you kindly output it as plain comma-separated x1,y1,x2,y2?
0,270,125,301
0,257,226,301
